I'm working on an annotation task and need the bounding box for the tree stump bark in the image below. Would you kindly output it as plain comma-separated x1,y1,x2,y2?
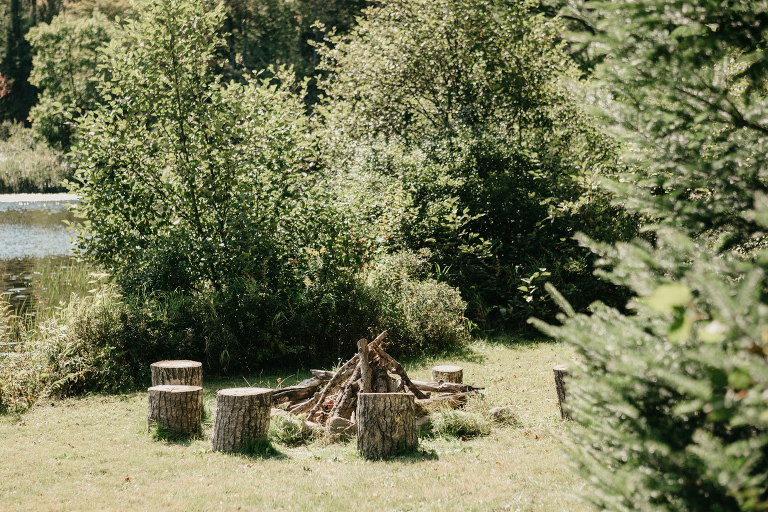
150,360,203,387
431,365,463,383
356,393,417,460
147,385,203,434
211,388,273,453
553,364,571,420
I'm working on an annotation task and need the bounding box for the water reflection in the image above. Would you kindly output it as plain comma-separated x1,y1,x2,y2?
0,194,79,314
0,193,78,259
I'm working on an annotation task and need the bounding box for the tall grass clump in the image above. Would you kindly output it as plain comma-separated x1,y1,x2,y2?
0,121,70,193
28,258,108,322
269,413,318,447
429,409,492,439
2,258,108,336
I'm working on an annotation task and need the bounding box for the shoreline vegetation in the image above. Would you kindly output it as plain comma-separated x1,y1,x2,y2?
0,122,72,194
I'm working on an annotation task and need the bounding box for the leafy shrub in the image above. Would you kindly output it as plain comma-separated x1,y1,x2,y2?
0,248,472,407
316,0,640,329
362,249,470,357
26,10,119,151
71,0,313,293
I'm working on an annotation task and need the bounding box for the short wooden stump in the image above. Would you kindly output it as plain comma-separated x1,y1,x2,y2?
431,365,463,383
150,360,203,387
147,385,203,434
356,393,417,460
553,364,571,420
211,388,273,453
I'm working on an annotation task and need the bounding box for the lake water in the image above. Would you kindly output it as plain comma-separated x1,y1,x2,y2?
0,193,79,310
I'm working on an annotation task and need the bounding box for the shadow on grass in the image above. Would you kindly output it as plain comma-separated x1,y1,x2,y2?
229,437,288,460
149,424,199,447
385,445,440,463
480,332,555,349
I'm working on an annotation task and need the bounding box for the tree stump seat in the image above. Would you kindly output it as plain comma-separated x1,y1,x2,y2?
211,387,273,453
147,385,203,434
150,360,203,387
553,364,571,420
356,392,417,460
431,365,463,383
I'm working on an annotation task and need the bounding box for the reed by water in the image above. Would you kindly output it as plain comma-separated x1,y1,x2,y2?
0,257,108,342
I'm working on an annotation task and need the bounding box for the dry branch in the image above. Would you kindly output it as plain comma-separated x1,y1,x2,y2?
369,343,428,400
409,380,483,394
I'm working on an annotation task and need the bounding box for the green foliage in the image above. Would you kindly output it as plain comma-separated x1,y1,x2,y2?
0,121,69,192
150,422,200,442
70,0,313,293
317,0,574,140
26,10,119,150
62,0,133,21
219,0,367,88
316,0,639,328
0,249,471,406
361,249,470,357
532,1,768,510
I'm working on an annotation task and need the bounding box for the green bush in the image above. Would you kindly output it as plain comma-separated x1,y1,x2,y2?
71,0,313,294
316,0,640,329
362,249,470,357
26,10,119,151
0,248,472,406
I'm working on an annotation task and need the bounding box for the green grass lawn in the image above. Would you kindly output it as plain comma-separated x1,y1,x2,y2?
0,337,594,511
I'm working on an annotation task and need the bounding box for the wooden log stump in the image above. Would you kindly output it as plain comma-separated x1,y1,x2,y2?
150,360,203,387
147,385,203,434
356,393,417,460
431,365,463,383
553,364,571,420
211,388,273,453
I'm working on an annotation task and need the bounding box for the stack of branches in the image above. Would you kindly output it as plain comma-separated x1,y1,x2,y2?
271,331,483,429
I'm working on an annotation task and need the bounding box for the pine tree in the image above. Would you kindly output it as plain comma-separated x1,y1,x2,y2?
532,0,768,510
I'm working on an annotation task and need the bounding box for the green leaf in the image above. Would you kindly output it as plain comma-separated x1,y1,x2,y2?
645,283,691,314
668,310,694,344
728,369,751,390
698,320,729,343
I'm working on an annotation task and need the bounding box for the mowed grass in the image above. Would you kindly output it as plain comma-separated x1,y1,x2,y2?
0,337,593,512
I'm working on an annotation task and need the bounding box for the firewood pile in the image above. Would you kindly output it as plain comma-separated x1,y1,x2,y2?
271,331,483,430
